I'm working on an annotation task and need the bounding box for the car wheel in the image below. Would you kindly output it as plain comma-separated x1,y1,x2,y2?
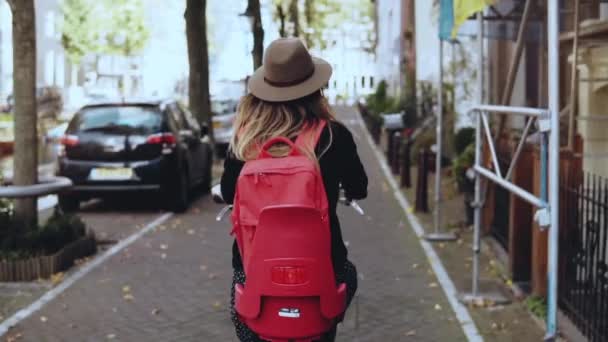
169,171,189,213
58,195,80,213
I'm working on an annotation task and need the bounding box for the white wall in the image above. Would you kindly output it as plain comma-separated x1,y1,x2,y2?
414,0,439,84
35,0,66,88
374,0,402,96
0,1,13,99
141,0,189,97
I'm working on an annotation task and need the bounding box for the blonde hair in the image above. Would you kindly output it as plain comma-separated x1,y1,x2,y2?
230,90,335,161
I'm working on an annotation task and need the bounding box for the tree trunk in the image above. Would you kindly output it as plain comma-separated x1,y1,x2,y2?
246,0,264,69
8,0,38,228
303,0,313,47
276,3,286,38
288,0,300,37
185,0,213,143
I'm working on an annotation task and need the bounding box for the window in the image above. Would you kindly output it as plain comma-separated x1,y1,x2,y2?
70,106,162,135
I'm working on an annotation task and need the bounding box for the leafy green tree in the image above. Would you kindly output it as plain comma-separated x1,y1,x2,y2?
271,0,374,50
60,0,101,66
60,0,149,63
101,0,149,56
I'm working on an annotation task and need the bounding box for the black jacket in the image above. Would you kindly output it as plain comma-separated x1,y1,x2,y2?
220,121,368,271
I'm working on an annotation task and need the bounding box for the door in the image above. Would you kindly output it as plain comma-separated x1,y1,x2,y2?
170,103,206,184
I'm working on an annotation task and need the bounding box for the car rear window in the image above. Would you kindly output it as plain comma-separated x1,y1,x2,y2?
69,106,162,134
211,101,237,116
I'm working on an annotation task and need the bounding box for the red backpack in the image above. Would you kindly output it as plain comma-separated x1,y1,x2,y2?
231,121,329,271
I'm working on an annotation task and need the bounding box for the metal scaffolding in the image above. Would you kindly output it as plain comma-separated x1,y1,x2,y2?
456,3,562,341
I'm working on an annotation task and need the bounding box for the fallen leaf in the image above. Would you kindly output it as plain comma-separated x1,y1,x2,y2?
40,316,48,323
51,272,64,285
6,332,23,342
208,273,217,280
412,263,419,269
160,244,168,250
213,301,221,309
428,282,438,288
434,304,442,311
405,330,416,336
187,229,195,235
200,265,208,271
106,333,117,340
122,285,131,293
151,308,161,315
123,293,135,302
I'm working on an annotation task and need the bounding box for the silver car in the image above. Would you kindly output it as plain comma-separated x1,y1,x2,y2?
211,99,237,157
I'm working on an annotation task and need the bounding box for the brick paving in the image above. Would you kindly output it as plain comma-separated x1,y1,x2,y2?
2,107,467,341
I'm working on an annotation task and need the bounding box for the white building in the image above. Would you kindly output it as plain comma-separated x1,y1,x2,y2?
0,1,11,101
374,0,403,97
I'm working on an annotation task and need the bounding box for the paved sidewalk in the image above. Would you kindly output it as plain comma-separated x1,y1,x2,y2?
2,107,468,341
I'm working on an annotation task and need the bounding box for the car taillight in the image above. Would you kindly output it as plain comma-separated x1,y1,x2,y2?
271,266,307,285
146,133,176,145
60,135,79,147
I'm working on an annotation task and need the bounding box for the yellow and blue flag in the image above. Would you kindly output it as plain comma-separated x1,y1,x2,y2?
439,0,454,41
440,0,494,40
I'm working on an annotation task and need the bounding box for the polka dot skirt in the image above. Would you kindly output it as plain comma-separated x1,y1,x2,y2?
230,260,358,342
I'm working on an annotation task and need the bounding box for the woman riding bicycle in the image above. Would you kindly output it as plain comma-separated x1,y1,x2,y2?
221,38,368,342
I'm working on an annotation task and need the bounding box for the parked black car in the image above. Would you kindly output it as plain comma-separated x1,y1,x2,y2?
57,99,213,212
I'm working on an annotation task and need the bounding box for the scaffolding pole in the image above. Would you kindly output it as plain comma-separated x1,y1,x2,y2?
567,0,580,150
458,13,510,307
425,31,457,242
546,0,560,339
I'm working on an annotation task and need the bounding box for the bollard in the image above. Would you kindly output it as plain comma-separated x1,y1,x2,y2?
400,141,412,188
415,149,429,212
391,132,402,175
386,129,395,161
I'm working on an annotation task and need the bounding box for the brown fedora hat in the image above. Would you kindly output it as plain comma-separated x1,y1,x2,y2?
248,38,332,102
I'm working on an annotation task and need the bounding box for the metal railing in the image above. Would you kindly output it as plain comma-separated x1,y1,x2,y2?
0,176,72,198
560,171,608,342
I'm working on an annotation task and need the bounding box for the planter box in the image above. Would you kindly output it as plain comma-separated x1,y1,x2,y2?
0,234,97,282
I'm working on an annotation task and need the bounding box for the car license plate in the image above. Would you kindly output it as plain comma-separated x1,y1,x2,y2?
90,167,133,181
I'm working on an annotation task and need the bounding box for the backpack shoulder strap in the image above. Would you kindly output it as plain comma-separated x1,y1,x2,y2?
295,120,327,151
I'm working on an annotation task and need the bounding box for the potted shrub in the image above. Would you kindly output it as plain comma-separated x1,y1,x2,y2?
0,200,96,281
